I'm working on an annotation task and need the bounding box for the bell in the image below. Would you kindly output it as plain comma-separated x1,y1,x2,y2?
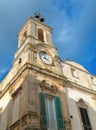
34,12,40,19
40,16,45,22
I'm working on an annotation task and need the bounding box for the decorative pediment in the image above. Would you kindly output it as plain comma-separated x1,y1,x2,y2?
40,80,57,93
78,98,87,108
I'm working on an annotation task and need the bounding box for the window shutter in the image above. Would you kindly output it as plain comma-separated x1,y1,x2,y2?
54,97,65,130
38,29,44,42
39,93,47,128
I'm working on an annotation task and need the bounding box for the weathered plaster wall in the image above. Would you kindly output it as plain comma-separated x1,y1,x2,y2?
66,87,96,130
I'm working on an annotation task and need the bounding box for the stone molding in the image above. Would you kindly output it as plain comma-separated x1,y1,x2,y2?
6,111,39,130
18,17,52,37
9,85,22,97
14,43,35,61
0,63,66,99
66,80,96,95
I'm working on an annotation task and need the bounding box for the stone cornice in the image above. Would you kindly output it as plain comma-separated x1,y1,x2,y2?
14,42,57,63
34,42,56,50
14,43,35,62
17,16,52,36
0,62,96,99
0,63,66,99
26,63,66,81
0,67,28,99
66,80,96,95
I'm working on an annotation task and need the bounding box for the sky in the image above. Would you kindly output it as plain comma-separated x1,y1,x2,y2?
0,0,96,81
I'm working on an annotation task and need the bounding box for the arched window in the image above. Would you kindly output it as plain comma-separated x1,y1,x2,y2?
20,31,27,44
78,99,92,130
38,29,44,42
22,31,27,43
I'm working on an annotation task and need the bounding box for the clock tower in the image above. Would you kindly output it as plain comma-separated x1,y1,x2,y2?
0,13,71,130
1,12,96,130
14,13,62,75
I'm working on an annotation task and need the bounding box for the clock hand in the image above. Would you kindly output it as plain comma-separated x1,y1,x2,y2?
44,56,48,60
44,56,49,61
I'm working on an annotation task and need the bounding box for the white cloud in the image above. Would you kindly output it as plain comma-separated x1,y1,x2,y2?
0,66,10,82
0,68,7,74
51,0,96,61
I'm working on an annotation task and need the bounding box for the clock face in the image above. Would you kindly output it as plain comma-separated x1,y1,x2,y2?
39,51,52,64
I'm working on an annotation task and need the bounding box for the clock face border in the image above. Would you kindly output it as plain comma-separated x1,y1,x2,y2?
38,51,52,65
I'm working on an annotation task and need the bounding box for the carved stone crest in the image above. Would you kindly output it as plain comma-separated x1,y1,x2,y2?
40,80,57,93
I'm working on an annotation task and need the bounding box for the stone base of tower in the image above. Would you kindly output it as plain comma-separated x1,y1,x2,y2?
7,114,72,130
7,111,40,130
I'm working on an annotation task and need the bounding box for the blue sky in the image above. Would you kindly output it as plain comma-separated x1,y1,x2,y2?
0,0,96,81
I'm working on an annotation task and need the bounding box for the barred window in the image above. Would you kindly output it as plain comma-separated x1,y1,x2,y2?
79,107,92,130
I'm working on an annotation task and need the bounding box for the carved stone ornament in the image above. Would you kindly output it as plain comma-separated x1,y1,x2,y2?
22,115,28,126
40,80,57,93
10,120,20,130
9,86,22,97
78,98,87,108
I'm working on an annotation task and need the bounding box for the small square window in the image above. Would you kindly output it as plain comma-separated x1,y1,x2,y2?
71,68,78,78
91,77,96,85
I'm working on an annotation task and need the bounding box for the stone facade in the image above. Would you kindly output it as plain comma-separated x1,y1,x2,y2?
0,15,96,130
62,61,96,130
